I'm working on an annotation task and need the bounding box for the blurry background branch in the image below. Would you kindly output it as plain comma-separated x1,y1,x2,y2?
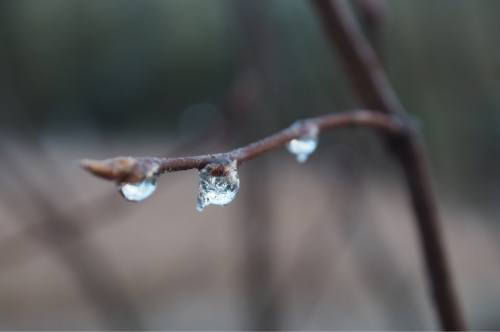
310,0,466,330
352,0,389,63
0,37,144,330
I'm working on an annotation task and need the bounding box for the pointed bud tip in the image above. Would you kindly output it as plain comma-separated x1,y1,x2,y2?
75,159,117,180
73,159,84,169
75,159,94,170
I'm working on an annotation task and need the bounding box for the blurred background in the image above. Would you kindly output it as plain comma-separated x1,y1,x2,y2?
0,0,499,330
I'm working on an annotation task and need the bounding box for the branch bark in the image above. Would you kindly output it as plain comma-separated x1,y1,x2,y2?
309,0,466,330
78,109,406,182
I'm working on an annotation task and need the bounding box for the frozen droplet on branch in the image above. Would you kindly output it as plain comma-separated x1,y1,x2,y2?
287,124,319,162
197,159,240,211
118,176,158,202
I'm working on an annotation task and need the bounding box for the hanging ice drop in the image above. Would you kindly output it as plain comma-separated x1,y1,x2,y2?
197,159,240,211
287,124,319,162
118,176,158,202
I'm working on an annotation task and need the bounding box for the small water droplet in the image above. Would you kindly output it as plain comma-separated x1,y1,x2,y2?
197,160,240,211
287,125,319,163
118,176,158,202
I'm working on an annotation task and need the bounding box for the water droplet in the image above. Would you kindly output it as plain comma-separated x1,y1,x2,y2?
197,160,240,211
287,125,319,163
118,176,158,202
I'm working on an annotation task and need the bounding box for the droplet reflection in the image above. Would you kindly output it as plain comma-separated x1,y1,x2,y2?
118,176,158,202
287,125,319,162
197,161,240,211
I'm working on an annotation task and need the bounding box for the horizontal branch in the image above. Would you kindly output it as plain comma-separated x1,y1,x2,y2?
78,109,407,183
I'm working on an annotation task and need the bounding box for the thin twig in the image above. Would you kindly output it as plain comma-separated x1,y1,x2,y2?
78,109,406,182
309,0,466,330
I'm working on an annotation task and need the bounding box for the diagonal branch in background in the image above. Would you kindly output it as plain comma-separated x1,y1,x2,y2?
309,0,466,330
310,0,402,114
352,0,389,64
0,31,143,329
0,148,144,330
0,67,263,278
78,110,407,182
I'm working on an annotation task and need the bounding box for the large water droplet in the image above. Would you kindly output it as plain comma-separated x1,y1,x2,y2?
118,176,158,202
287,125,319,163
197,161,240,211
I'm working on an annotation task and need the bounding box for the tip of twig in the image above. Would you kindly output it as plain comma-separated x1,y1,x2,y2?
77,159,115,179
76,157,148,184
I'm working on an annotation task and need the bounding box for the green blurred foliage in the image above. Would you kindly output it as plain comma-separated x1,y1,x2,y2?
1,0,499,205
0,0,235,129
387,0,500,203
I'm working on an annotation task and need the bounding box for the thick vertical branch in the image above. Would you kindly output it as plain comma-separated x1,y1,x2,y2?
309,0,466,330
393,132,464,329
352,0,389,64
310,0,402,114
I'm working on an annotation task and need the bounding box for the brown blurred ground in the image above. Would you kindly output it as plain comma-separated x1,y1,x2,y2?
0,138,498,330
